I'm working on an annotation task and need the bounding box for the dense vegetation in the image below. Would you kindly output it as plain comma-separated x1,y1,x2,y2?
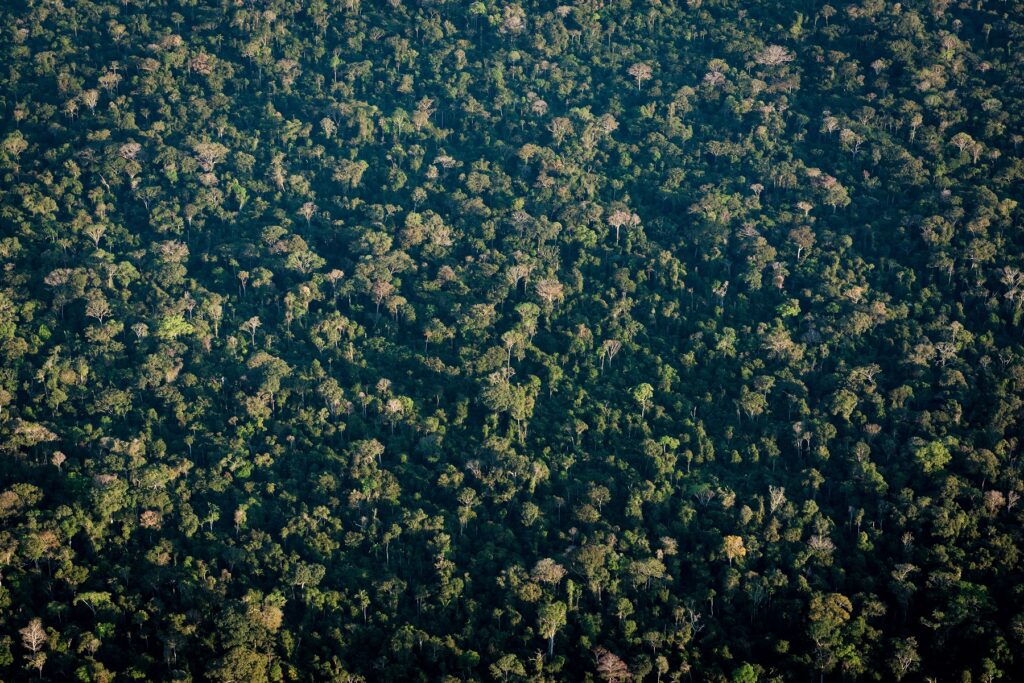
2,0,1024,680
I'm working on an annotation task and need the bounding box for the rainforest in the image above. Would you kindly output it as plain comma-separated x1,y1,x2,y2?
1,0,1024,681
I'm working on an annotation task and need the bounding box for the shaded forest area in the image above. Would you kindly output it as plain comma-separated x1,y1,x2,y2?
2,0,1024,681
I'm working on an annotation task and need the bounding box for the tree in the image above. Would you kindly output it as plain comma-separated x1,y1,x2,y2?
193,142,229,172
600,340,623,371
298,201,318,227
889,637,920,681
628,63,653,90
19,619,45,654
608,208,634,245
817,174,851,211
424,318,454,352
788,226,815,260
633,383,654,420
241,316,261,345
595,647,631,682
722,535,746,566
209,647,270,683
756,45,795,67
157,314,194,341
532,558,567,588
829,389,858,421
23,653,46,679
913,438,954,473
807,593,854,678
290,562,326,592
535,278,565,310
731,664,758,683
334,159,369,189
628,558,667,590
74,591,114,616
490,654,526,683
739,387,768,420
371,280,395,320
950,132,976,159
537,601,567,656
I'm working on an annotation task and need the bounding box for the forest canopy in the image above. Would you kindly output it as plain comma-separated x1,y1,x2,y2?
1,0,1024,681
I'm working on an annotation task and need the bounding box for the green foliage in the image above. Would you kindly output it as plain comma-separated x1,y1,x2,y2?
156,315,194,341
0,0,1022,681
731,663,758,683
913,438,956,474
